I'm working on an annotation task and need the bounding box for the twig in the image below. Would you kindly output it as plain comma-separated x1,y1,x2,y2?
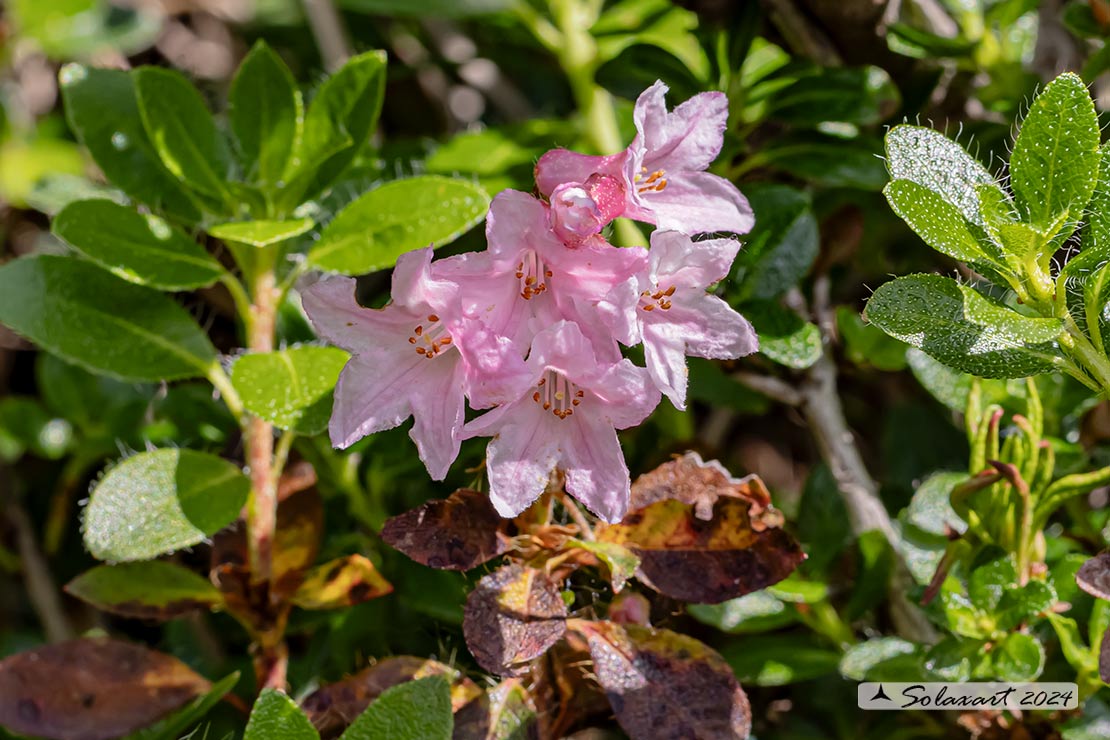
301,0,351,72
762,0,842,66
8,497,72,642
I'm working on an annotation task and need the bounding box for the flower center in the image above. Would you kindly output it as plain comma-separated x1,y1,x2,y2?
531,369,584,420
639,284,675,311
407,314,453,358
636,167,667,194
515,250,552,300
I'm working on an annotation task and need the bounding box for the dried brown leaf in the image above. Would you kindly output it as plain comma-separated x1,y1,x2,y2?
292,554,393,610
301,656,479,739
0,637,210,740
1077,551,1110,601
381,488,511,571
573,620,751,740
463,563,567,676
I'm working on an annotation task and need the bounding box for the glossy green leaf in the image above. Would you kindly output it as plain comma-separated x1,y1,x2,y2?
65,561,221,619
133,67,231,200
687,591,795,634
1010,72,1100,225
83,448,250,562
760,133,887,190
231,346,349,434
968,555,1018,611
996,580,1055,631
864,274,1064,378
245,690,320,740
885,125,997,225
744,301,821,370
839,638,918,681
593,0,710,80
209,218,315,247
836,306,908,371
884,179,994,264
767,65,899,127
231,41,302,190
309,176,489,275
907,471,968,538
59,65,201,222
989,633,1045,681
729,184,817,301
340,676,453,740
53,200,223,290
0,255,217,382
290,50,387,204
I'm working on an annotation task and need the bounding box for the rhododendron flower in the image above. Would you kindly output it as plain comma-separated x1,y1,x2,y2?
549,174,625,244
303,247,477,480
535,81,753,236
437,189,646,359
600,230,758,409
463,321,660,523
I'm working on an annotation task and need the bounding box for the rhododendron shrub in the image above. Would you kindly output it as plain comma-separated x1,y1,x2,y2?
305,82,757,522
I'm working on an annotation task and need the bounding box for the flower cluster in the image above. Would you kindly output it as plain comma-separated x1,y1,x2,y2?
304,82,757,522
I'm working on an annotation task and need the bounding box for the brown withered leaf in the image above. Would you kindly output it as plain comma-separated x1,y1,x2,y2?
452,678,537,740
573,620,751,740
598,480,804,604
381,488,512,571
463,563,567,676
292,554,393,610
532,638,613,738
301,656,480,739
630,452,776,526
0,637,211,740
1077,551,1110,601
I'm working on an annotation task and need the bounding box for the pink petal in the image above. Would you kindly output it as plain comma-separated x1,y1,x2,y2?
650,291,759,360
598,276,645,347
391,245,459,314
302,278,414,353
636,85,729,174
589,358,663,426
453,317,531,409
535,148,627,197
645,171,754,235
526,320,603,384
408,355,467,480
329,354,417,448
641,324,690,410
544,240,648,300
469,401,562,518
648,231,739,288
563,412,632,523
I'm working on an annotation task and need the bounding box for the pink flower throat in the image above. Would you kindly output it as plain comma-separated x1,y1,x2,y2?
516,250,552,300
407,314,453,358
532,369,584,420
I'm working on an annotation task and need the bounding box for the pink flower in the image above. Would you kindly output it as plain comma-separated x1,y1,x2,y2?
437,189,646,361
549,174,626,244
600,230,758,410
302,247,486,480
463,321,660,523
535,81,752,236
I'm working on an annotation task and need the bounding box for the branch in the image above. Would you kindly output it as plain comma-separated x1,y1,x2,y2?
8,497,72,642
301,0,352,72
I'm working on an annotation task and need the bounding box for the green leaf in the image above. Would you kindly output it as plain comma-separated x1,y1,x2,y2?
719,633,840,686
839,637,918,681
968,555,1019,611
340,676,453,740
836,306,908,371
996,580,1055,631
1010,72,1100,225
907,471,968,537
565,538,640,592
0,396,72,461
884,125,997,225
744,300,822,370
766,65,899,127
864,274,1064,378
83,448,250,562
291,50,387,204
990,632,1045,681
687,591,795,634
53,200,224,290
759,133,887,190
309,176,489,275
883,179,995,264
245,689,320,740
0,255,217,382
65,561,221,619
59,65,201,222
231,346,349,434
209,218,315,247
133,67,231,200
729,184,817,301
593,0,710,80
231,41,302,190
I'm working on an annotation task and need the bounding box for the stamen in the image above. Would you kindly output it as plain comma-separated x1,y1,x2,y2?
639,284,675,312
407,315,454,358
531,369,583,419
637,169,668,194
517,249,551,300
